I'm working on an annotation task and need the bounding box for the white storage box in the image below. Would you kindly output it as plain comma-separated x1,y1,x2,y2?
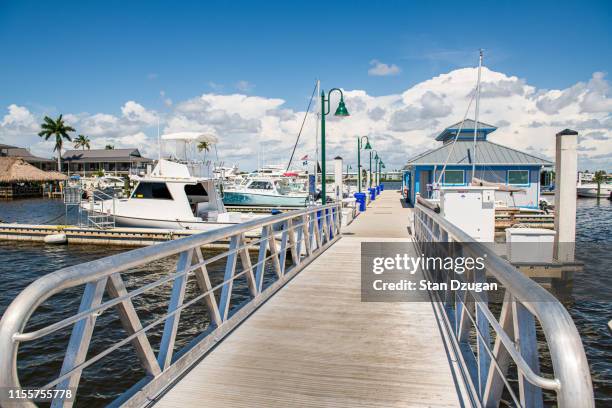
505,228,555,263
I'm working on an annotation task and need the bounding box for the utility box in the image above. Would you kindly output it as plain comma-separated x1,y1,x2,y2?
440,186,497,242
506,228,555,263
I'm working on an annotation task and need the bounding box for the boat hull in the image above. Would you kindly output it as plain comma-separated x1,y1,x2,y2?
577,185,612,198
223,191,307,207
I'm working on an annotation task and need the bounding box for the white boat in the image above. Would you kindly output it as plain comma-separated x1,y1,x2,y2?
576,183,612,198
84,159,265,230
223,177,309,207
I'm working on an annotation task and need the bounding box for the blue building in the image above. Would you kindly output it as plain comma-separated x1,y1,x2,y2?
402,120,552,208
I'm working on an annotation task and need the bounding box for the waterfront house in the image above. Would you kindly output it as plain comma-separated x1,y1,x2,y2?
0,143,57,171
402,120,553,208
0,157,67,199
62,148,154,176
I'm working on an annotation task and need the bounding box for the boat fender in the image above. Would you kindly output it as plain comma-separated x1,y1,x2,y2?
44,233,68,244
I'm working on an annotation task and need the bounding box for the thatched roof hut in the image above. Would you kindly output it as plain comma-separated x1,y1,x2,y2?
0,157,67,183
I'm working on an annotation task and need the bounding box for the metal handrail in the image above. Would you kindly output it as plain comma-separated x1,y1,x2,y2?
0,203,342,407
413,202,594,407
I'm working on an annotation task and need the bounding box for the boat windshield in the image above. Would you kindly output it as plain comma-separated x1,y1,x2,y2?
132,182,173,200
274,179,291,195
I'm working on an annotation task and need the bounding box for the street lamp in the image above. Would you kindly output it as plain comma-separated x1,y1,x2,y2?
374,153,380,187
320,88,350,204
345,164,352,178
370,150,379,188
379,160,385,185
356,136,371,193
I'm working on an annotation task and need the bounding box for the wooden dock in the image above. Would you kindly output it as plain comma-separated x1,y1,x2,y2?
155,190,464,407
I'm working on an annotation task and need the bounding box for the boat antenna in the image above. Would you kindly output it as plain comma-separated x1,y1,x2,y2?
157,114,162,175
471,49,483,183
286,80,318,171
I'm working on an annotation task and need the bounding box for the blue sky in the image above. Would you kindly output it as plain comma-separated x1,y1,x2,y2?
0,0,611,171
1,0,610,113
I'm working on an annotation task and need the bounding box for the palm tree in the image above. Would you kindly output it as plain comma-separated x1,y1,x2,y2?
38,115,75,171
73,134,91,150
105,144,115,150
593,170,607,198
197,141,210,153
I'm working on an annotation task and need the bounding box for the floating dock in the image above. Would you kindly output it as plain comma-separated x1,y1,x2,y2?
0,223,213,246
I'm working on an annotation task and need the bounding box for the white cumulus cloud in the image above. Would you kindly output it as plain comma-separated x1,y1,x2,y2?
368,60,401,76
1,68,611,171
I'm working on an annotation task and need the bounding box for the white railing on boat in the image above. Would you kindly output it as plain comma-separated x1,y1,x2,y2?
0,203,342,407
413,201,594,407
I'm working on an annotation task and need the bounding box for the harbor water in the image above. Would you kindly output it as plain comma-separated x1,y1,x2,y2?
0,196,609,406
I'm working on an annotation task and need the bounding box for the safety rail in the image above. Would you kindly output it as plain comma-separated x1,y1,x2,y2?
0,203,342,407
85,189,116,229
413,202,593,407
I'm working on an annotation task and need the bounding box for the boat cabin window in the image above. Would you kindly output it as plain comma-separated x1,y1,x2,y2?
443,170,464,185
184,183,208,196
249,181,273,190
508,170,529,185
132,182,173,199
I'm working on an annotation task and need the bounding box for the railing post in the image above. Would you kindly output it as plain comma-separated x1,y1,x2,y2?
193,247,223,326
475,267,492,399
279,221,289,275
513,302,544,407
483,292,514,407
106,274,161,377
52,278,108,408
157,249,194,370
237,233,257,296
218,236,239,322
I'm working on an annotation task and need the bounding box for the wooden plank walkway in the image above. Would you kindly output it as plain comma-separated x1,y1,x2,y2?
155,190,461,407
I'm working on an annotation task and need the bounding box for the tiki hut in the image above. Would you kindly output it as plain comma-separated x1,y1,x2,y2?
0,157,67,199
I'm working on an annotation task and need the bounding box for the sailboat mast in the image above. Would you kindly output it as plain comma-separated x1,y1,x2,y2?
314,79,320,190
472,49,483,183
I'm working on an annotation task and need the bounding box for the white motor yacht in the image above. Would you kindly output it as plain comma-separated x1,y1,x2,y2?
84,159,264,230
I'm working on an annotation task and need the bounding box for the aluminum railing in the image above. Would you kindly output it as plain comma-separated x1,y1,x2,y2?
0,203,342,407
413,202,593,407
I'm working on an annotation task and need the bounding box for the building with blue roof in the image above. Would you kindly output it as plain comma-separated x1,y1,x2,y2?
402,120,553,208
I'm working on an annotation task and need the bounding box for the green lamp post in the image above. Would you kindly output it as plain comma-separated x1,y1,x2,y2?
356,136,371,193
379,160,385,184
370,150,378,188
320,88,350,204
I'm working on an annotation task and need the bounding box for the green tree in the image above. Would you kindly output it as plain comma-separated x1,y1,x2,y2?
593,170,607,198
73,134,91,150
105,144,115,150
38,114,75,171
197,141,210,153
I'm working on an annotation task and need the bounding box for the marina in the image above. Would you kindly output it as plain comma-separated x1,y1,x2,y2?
1,3,611,407
0,96,610,408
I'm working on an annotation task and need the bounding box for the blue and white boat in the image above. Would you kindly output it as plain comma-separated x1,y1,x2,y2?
223,177,308,207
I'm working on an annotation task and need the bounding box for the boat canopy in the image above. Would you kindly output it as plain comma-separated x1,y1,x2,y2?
161,132,219,144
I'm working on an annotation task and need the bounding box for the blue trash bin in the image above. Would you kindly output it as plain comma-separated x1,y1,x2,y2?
354,192,366,212
380,183,385,191
369,188,376,201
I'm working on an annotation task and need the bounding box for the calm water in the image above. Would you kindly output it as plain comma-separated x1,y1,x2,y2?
0,196,610,406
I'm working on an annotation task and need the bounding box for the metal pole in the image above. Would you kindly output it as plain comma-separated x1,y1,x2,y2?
357,137,361,193
369,151,372,188
314,80,320,199
320,90,326,204
472,49,483,182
